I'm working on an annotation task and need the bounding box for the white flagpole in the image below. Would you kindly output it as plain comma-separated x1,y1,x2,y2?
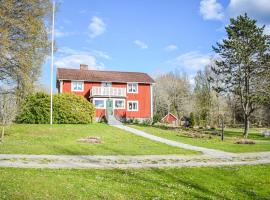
50,1,55,125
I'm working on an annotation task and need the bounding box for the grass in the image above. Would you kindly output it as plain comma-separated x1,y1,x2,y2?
0,165,270,199
130,125,270,153
0,123,198,155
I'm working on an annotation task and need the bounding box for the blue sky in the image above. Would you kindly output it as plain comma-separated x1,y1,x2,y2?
40,0,270,91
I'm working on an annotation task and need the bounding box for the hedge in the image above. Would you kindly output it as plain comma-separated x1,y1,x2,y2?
16,92,95,124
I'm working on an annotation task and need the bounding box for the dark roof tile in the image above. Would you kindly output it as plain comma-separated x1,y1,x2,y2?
57,68,155,83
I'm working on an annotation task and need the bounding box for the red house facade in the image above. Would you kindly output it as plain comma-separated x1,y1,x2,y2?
56,64,155,123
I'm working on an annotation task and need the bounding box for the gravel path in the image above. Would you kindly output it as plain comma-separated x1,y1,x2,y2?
113,125,234,157
0,152,269,169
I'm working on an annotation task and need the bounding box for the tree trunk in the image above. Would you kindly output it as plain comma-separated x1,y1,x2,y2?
221,116,224,141
243,114,250,139
1,126,4,142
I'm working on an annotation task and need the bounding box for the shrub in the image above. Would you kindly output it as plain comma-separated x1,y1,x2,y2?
153,114,161,124
133,119,140,124
142,119,152,126
189,112,195,127
16,92,50,124
17,92,95,124
53,93,95,124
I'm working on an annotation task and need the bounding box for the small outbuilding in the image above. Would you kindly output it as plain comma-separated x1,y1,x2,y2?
161,113,178,125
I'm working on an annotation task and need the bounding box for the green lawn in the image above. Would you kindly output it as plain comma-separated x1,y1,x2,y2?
0,124,197,155
130,125,270,153
0,165,269,199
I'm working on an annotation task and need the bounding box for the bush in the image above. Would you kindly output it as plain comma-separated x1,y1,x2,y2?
133,119,140,124
53,93,95,124
142,119,151,126
17,92,95,124
16,92,50,124
153,114,161,124
189,112,195,127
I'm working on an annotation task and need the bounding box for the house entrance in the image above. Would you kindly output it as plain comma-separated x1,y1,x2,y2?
106,99,113,115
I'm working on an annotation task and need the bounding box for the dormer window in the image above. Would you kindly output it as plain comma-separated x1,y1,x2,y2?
71,81,84,92
127,83,138,93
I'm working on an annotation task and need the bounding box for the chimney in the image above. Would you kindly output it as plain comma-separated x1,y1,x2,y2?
80,64,88,70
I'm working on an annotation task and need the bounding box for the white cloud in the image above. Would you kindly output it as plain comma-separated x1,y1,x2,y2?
228,0,270,19
88,16,106,38
54,29,79,38
134,40,148,49
165,44,178,51
171,51,211,72
200,0,270,23
264,24,270,35
55,47,109,69
200,0,224,20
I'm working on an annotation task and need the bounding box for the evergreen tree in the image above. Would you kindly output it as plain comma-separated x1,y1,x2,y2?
212,14,270,138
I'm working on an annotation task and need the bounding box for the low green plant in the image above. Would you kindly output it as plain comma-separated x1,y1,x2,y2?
142,119,151,126
133,119,140,124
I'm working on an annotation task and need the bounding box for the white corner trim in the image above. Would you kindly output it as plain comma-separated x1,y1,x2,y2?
150,84,153,118
127,100,139,111
71,81,84,92
60,80,63,93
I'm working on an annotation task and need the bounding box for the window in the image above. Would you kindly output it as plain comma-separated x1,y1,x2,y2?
102,82,112,87
127,83,138,93
72,81,84,91
93,99,105,108
114,99,125,109
127,101,138,111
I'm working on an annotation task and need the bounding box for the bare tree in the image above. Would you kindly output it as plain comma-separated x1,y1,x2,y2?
154,71,191,123
0,91,17,142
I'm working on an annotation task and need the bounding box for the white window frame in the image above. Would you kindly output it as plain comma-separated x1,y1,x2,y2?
93,98,106,109
113,99,125,109
127,83,138,93
127,100,139,111
102,82,112,87
71,81,84,92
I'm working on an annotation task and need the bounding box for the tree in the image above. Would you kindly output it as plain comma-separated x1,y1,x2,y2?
154,71,191,122
0,0,53,104
0,91,17,142
193,67,212,126
212,14,270,138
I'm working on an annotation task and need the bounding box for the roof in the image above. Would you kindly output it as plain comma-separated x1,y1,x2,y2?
161,113,178,121
57,68,155,84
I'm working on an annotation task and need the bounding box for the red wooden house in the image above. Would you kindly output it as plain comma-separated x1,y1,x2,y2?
56,64,155,124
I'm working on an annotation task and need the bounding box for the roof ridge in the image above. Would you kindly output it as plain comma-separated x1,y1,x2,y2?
57,68,148,74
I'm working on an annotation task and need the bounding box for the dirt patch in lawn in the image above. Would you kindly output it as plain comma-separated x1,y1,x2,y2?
234,140,256,145
77,137,101,144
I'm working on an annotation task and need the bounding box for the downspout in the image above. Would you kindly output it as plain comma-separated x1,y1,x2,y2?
150,84,153,120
